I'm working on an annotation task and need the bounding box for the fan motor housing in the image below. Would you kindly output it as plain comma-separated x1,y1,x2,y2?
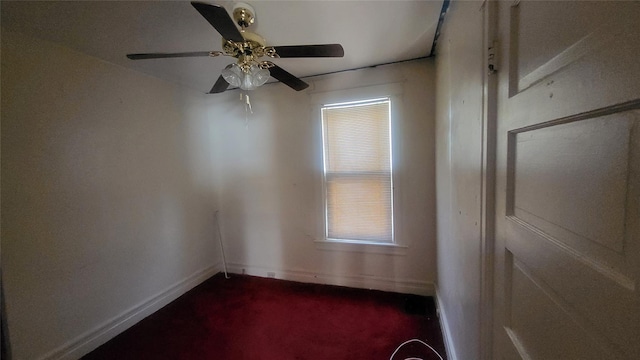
222,30,267,58
232,2,255,28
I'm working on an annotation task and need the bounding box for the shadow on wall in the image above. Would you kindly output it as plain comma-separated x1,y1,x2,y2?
211,84,319,278
208,90,282,274
180,93,226,271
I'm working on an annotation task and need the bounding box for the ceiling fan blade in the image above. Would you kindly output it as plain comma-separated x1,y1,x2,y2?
127,51,212,60
191,2,244,43
209,65,233,94
272,44,344,58
269,65,309,91
209,75,230,94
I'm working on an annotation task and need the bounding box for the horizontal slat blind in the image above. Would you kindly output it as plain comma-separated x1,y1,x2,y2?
322,99,393,242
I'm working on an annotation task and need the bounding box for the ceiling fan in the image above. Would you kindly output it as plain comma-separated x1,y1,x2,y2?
127,1,344,93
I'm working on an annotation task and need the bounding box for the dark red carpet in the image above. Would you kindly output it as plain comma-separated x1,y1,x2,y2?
83,273,446,360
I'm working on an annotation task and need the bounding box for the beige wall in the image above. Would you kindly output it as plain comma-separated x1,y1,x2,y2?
205,59,437,295
435,1,485,360
1,31,221,359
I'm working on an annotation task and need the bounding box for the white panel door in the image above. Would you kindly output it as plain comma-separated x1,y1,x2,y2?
493,1,640,359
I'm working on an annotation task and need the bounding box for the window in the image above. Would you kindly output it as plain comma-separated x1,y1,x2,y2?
321,98,393,243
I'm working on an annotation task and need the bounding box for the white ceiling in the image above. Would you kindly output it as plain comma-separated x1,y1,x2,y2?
1,0,444,93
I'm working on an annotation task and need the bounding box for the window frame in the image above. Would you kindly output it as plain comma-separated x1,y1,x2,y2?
310,82,407,254
320,97,395,244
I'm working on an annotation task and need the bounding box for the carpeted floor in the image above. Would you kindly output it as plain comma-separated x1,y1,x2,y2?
83,273,446,360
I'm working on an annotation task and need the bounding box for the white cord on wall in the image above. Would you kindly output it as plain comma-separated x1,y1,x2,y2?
214,210,230,279
389,339,444,360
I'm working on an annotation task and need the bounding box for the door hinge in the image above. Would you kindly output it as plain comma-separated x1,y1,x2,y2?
488,41,498,74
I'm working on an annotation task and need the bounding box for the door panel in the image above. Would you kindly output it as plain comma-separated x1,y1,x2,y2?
493,1,640,359
506,255,613,359
513,1,623,92
509,112,637,278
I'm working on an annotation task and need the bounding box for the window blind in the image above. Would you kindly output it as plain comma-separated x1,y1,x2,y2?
322,99,393,242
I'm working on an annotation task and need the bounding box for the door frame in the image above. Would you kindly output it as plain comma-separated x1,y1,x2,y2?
480,1,498,359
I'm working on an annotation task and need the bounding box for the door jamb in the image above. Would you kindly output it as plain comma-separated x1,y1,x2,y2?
480,1,498,359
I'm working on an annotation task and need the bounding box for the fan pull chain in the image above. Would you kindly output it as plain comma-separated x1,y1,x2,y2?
245,93,253,114
240,92,253,128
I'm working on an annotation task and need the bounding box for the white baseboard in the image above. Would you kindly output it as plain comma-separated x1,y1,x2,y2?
435,286,458,360
40,263,221,360
225,262,434,296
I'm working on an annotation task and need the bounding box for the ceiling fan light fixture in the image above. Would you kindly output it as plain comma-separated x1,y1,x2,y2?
222,63,270,91
246,64,270,89
222,63,243,87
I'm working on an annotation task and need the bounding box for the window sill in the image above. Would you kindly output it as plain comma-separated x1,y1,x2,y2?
314,239,408,255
